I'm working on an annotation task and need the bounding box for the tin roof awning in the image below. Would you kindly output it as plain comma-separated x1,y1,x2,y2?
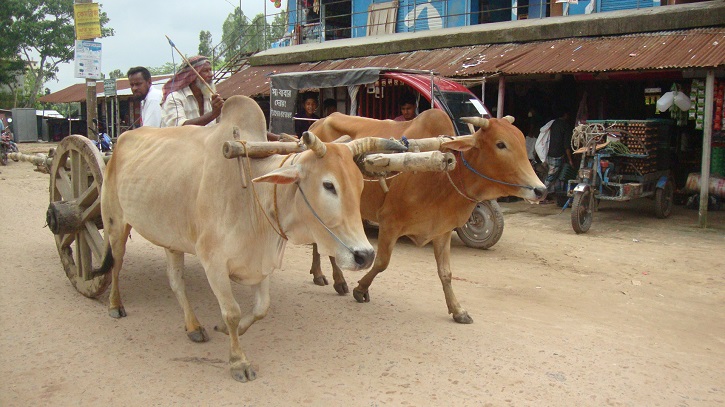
40,74,173,104
217,27,725,98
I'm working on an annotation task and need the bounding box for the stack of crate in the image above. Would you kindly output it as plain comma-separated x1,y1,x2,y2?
609,120,663,175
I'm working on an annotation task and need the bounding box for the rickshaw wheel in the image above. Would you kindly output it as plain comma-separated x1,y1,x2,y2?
49,135,110,298
654,178,674,219
455,200,504,249
571,189,593,234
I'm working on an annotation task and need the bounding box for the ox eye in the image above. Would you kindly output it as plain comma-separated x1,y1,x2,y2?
323,181,337,195
496,141,507,149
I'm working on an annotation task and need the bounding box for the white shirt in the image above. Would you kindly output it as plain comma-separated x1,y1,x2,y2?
161,86,213,127
141,86,163,127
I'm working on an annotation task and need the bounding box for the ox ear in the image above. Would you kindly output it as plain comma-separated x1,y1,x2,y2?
441,135,476,152
253,165,300,185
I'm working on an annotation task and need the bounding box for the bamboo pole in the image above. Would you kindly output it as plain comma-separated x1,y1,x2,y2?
165,35,217,96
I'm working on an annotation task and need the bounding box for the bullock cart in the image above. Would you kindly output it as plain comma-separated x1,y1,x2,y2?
567,123,674,234
10,133,456,299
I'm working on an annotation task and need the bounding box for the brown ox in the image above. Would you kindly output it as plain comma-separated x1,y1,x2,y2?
94,95,404,382
307,109,546,323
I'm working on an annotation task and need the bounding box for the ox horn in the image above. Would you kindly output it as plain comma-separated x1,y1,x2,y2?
346,137,407,156
503,115,515,124
460,117,490,129
302,131,326,158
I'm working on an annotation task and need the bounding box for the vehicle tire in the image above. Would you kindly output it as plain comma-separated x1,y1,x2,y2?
571,189,593,234
654,178,674,219
455,200,504,249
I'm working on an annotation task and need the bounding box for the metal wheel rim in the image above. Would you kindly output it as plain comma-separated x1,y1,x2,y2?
49,135,110,298
574,191,592,230
460,202,496,241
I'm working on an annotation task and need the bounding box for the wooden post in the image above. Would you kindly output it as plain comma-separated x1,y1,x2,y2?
699,70,715,228
497,76,505,119
76,0,97,139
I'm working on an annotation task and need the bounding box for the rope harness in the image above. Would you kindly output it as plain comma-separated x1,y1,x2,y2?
242,146,356,254
445,149,535,203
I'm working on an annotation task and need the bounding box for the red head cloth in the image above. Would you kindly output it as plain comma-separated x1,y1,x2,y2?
162,55,210,103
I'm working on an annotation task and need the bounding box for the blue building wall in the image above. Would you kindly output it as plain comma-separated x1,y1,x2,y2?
279,0,664,45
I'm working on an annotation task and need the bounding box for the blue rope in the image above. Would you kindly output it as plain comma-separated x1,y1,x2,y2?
458,151,535,191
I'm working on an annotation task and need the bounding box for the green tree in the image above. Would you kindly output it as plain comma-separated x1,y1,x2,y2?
108,69,124,79
198,30,213,57
148,62,176,75
0,1,25,95
7,0,114,107
269,10,288,45
221,8,249,61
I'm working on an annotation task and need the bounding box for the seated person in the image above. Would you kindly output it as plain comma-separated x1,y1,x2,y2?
294,94,320,137
394,93,418,121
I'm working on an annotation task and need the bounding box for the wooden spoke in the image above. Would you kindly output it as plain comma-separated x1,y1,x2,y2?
54,166,73,202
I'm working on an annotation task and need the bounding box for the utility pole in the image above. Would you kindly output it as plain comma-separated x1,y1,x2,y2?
74,0,98,139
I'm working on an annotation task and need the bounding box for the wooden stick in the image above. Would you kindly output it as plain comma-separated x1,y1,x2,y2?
165,35,216,96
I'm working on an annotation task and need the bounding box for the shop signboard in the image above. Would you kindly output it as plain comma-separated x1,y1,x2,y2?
104,78,117,97
74,2,101,40
74,40,102,79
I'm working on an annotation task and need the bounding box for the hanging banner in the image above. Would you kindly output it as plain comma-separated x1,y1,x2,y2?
74,2,101,40
74,40,102,79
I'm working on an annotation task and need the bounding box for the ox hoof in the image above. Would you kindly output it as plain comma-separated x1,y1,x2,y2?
453,311,474,324
231,365,257,383
312,275,329,286
187,327,210,343
108,307,126,318
352,287,370,303
334,282,349,295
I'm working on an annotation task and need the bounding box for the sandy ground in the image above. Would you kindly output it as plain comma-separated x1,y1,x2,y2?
1,143,724,406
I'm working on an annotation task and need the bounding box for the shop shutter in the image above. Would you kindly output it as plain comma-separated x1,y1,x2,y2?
598,0,655,13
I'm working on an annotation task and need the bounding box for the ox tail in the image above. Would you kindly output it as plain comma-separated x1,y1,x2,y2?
91,245,114,277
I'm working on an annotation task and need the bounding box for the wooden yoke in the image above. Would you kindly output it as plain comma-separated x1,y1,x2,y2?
223,140,305,159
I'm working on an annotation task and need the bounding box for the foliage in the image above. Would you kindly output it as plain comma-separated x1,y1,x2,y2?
220,9,286,63
6,0,114,108
48,102,81,118
148,62,177,75
198,30,213,57
269,10,288,44
108,69,124,79
221,8,249,61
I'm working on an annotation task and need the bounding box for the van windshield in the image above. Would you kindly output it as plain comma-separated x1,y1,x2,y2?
440,91,491,135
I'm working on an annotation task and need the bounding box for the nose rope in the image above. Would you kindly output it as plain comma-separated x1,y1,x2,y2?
296,183,356,254
458,151,535,191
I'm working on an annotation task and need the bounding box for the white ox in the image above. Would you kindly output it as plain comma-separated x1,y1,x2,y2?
94,95,402,382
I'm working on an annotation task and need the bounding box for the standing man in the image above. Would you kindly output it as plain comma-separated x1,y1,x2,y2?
394,93,418,121
542,109,574,203
161,55,223,127
127,66,163,128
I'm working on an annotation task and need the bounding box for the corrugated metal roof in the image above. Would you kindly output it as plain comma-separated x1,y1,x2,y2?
40,74,173,104
218,28,725,98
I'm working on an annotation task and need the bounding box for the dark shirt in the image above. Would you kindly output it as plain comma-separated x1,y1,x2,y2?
294,113,320,137
547,117,573,158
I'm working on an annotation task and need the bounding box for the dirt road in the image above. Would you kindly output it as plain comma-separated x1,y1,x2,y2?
1,144,723,406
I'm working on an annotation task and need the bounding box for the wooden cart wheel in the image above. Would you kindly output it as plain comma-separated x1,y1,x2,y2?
48,135,110,298
571,189,593,234
455,200,504,249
